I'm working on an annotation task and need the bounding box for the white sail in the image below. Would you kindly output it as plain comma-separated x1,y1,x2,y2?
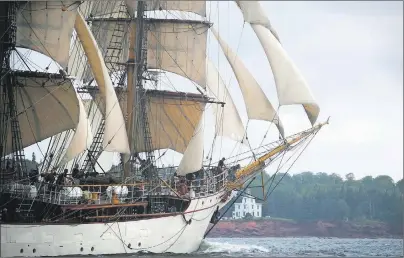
235,0,280,41
125,1,206,17
206,60,246,144
74,12,130,154
16,1,80,68
59,95,94,165
117,92,206,154
3,72,80,156
85,20,209,88
211,27,284,137
252,25,320,125
147,21,209,88
236,1,320,125
176,116,205,176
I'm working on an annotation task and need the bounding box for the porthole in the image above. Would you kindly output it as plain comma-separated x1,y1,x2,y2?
91,247,94,252
138,242,141,247
33,248,36,253
80,247,83,252
20,249,23,253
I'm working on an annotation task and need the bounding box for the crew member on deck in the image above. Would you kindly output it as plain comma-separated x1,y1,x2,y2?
218,157,225,169
72,164,80,179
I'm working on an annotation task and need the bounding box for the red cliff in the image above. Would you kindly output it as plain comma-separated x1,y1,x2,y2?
208,219,402,238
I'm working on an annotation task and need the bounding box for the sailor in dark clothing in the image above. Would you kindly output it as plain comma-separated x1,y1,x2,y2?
41,172,56,184
56,169,69,185
28,169,39,184
215,157,226,176
71,164,80,179
218,157,225,169
228,164,241,181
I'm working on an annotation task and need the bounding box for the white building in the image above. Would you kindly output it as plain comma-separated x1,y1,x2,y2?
232,190,262,219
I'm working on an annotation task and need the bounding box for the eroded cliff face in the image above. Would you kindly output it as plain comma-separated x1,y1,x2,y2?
208,219,402,238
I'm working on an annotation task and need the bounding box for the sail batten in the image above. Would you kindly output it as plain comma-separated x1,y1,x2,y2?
211,27,284,137
74,12,130,154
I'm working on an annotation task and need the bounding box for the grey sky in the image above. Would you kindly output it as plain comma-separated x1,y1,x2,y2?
204,1,403,181
24,1,403,181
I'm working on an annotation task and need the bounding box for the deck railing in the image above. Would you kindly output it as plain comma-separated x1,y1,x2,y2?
0,168,230,206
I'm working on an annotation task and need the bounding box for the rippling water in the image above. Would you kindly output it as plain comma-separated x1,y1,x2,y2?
196,237,403,257
101,237,403,258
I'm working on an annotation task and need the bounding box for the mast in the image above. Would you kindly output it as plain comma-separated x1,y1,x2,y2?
124,1,157,183
0,1,27,180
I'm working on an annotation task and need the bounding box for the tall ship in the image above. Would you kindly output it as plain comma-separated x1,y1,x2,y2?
0,1,329,257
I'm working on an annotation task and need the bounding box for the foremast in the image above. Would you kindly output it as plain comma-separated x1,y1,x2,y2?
0,1,27,181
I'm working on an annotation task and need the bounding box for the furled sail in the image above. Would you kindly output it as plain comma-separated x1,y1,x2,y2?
206,60,246,144
74,12,130,154
236,1,320,125
86,20,209,88
15,1,80,68
59,95,94,165
176,116,205,176
3,71,80,156
211,27,284,137
125,1,206,17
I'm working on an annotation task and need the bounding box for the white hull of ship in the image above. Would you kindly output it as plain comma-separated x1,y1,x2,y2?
1,191,229,257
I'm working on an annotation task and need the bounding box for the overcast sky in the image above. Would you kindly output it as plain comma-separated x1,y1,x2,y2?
204,1,403,181
24,1,403,182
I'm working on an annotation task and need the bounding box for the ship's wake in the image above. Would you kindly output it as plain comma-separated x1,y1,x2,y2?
197,239,270,257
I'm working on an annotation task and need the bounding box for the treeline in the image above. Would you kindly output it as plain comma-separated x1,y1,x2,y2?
224,172,403,226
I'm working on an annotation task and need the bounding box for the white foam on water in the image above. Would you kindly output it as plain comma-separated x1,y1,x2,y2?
199,239,270,255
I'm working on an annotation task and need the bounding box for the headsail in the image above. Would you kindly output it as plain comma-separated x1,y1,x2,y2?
236,1,320,125
206,60,246,144
211,27,284,137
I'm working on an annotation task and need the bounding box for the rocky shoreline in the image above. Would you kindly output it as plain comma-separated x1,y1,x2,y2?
208,219,403,239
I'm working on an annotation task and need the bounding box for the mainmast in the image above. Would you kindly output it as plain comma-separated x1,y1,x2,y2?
124,1,157,184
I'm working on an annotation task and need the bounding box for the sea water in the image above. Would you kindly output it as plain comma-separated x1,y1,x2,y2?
94,237,403,257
